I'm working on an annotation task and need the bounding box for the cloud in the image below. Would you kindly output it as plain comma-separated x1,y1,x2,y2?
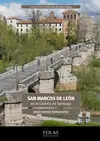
1,1,100,19
81,0,100,12
0,3,26,18
0,1,80,19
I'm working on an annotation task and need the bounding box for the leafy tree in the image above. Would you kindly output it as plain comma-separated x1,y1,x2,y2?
66,20,77,45
0,15,66,72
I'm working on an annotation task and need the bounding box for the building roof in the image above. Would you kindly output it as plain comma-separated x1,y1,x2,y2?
62,10,79,14
16,11,62,24
6,17,22,20
17,18,62,24
39,18,62,23
17,20,32,24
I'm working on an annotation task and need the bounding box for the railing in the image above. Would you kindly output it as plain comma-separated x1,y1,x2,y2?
0,42,85,95
20,72,40,86
11,43,85,87
0,70,15,80
48,59,63,70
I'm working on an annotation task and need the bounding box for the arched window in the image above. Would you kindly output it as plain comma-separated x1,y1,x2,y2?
74,14,76,19
63,15,66,20
71,15,73,19
67,15,69,19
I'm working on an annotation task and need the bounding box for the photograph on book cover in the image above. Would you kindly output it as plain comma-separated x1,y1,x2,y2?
0,0,100,127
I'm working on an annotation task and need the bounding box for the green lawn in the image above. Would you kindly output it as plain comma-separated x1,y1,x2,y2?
40,120,100,126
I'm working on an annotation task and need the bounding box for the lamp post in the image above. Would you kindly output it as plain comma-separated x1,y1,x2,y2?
45,52,48,71
15,59,19,91
45,55,47,71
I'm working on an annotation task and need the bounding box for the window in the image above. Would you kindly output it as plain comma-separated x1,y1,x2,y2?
59,23,61,26
67,15,69,19
71,15,73,19
17,29,19,32
26,28,28,32
49,23,51,27
43,24,45,27
55,28,57,32
59,28,61,31
10,20,12,23
21,28,23,32
26,24,28,27
63,15,66,20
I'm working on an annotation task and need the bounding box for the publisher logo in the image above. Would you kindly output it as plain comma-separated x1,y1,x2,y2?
43,130,59,137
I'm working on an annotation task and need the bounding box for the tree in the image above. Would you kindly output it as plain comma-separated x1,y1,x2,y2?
92,14,100,50
76,13,93,43
66,20,77,46
25,9,42,36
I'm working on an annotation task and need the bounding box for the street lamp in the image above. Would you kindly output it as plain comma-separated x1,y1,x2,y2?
45,53,48,71
15,59,19,91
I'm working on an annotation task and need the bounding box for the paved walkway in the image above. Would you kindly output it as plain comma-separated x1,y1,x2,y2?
0,45,80,92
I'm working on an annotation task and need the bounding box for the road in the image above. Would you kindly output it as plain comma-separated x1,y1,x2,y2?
0,45,78,91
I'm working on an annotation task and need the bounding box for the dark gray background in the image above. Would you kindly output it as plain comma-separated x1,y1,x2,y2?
22,93,80,120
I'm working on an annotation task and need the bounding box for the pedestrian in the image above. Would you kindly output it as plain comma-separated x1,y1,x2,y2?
21,64,24,72
61,54,64,59
69,45,71,51
51,57,53,64
13,65,15,71
37,58,40,67
16,80,19,91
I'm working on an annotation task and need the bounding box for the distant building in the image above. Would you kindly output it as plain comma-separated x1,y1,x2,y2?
6,17,22,31
0,15,7,23
6,10,92,39
16,20,32,34
16,11,62,34
62,10,80,37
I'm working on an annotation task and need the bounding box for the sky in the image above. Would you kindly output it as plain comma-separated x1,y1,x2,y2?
0,0,100,18
0,0,80,5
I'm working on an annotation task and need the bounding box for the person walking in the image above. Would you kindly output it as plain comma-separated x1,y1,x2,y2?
37,58,40,67
13,65,15,71
21,64,24,72
51,57,53,64
61,54,64,59
69,45,71,51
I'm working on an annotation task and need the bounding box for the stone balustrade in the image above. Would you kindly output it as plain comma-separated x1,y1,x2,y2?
20,72,40,86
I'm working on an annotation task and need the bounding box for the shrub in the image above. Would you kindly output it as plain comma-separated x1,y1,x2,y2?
40,120,68,126
75,67,100,90
90,58,100,68
81,91,100,111
40,120,100,126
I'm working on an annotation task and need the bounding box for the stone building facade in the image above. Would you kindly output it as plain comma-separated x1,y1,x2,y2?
6,10,93,41
62,10,80,37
